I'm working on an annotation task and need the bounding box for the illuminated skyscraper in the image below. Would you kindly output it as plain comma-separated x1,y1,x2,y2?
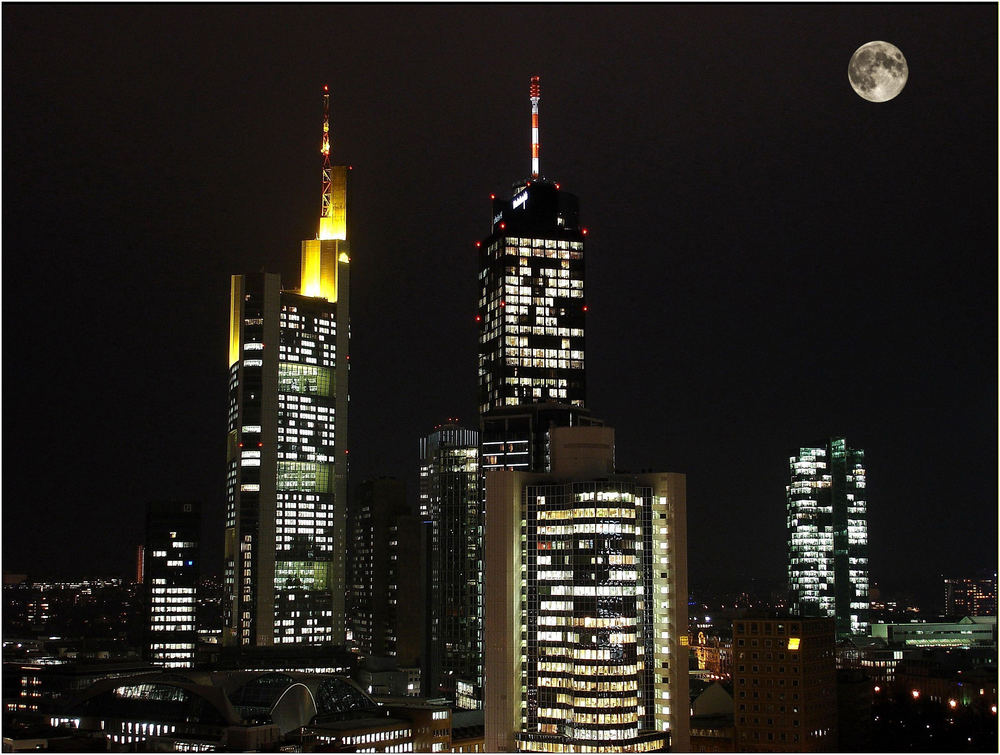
484,426,690,753
144,501,200,668
478,76,587,420
224,87,351,647
419,422,481,707
786,437,869,638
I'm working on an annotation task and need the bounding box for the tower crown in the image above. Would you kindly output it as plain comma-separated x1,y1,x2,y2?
301,86,349,301
318,85,345,241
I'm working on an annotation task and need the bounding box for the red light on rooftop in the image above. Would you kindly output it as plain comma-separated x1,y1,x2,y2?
582,305,588,312
499,222,506,229
475,315,481,322
257,442,263,447
581,228,589,236
526,181,531,186
238,443,243,448
475,241,481,247
555,183,560,190
323,85,329,92
490,193,496,200
500,301,505,307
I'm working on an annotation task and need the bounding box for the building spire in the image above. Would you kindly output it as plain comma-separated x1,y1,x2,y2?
530,76,541,179
319,85,334,240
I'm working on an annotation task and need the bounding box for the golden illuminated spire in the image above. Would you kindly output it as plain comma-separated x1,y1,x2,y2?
302,85,348,300
318,85,339,241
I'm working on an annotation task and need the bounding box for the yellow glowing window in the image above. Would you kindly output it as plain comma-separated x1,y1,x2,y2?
787,637,801,650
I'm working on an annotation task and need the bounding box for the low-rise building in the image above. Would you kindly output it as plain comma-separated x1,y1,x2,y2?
36,670,444,752
871,616,997,649
732,615,837,752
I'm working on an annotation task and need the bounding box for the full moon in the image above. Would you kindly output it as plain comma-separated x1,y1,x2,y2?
848,41,908,102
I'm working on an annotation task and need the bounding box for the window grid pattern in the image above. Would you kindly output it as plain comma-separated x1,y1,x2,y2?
516,481,668,751
479,237,585,413
419,426,481,705
271,303,338,644
786,438,868,638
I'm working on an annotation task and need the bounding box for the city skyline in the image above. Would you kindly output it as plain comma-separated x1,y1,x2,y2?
3,5,996,607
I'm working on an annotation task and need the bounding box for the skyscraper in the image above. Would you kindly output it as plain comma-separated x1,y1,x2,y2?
786,437,869,638
484,426,690,753
419,422,481,707
348,477,424,664
224,87,351,647
478,76,587,420
144,501,200,668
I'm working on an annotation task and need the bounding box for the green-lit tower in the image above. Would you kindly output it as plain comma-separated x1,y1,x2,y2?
786,437,869,638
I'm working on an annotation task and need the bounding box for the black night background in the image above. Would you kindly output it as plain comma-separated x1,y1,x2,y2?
3,4,997,607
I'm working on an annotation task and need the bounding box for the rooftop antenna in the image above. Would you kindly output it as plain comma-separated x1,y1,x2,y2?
530,75,541,179
319,84,333,238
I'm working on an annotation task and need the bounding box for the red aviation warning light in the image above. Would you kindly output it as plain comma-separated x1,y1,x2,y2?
529,75,541,179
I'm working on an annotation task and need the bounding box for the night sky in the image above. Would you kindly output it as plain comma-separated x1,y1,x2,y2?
4,5,996,607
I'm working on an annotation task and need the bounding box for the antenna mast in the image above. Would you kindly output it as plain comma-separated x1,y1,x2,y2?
321,85,333,230
530,76,541,179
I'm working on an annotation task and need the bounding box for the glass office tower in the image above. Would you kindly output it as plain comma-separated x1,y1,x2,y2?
478,179,586,415
484,426,690,753
419,423,481,707
223,101,351,647
786,437,869,638
145,501,200,668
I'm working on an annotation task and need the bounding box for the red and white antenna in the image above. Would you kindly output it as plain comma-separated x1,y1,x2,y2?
320,85,333,226
529,75,541,179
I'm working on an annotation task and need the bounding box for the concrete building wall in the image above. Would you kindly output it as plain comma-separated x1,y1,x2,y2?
483,470,528,752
